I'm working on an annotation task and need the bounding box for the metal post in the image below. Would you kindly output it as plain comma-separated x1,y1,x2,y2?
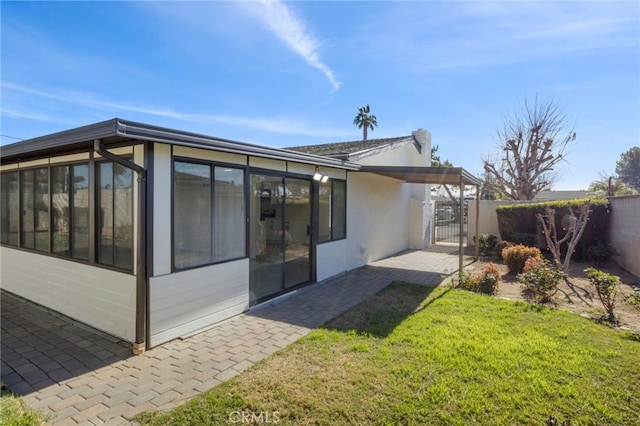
459,176,464,276
94,140,147,354
475,184,480,260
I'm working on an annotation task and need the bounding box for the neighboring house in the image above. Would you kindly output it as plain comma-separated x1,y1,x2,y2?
0,119,480,352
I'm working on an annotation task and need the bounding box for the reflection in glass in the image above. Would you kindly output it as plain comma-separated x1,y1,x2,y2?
174,162,212,269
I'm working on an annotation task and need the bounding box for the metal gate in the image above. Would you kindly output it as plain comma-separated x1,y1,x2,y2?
433,200,467,243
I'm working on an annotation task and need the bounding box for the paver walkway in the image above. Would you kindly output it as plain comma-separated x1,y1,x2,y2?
1,246,471,425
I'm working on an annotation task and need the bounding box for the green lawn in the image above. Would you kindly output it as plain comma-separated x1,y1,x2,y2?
0,392,48,426
137,283,640,425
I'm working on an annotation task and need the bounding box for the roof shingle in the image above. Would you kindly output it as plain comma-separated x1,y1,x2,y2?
286,135,417,158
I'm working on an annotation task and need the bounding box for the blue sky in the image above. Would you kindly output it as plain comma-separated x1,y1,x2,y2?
2,1,638,190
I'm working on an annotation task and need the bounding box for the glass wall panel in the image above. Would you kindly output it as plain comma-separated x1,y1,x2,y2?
214,167,245,262
34,168,50,252
1,171,19,246
318,181,331,242
332,180,346,240
72,164,89,260
97,162,114,265
97,161,133,270
20,169,35,249
113,164,133,270
174,162,212,269
51,166,70,256
284,178,310,288
249,174,285,301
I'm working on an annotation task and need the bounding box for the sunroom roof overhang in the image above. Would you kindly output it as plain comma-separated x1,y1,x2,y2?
0,118,361,171
359,166,482,186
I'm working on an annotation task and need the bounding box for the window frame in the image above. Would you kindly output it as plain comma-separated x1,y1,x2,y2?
19,166,50,253
95,158,135,272
171,156,248,272
0,154,140,274
0,170,20,247
50,163,91,261
317,178,347,244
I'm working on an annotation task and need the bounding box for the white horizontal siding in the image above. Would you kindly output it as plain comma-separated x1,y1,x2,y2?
0,247,136,341
316,239,347,281
149,259,249,346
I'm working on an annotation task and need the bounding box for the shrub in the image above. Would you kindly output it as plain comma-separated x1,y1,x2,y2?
518,258,566,304
502,244,542,275
586,243,618,267
474,234,498,256
512,232,538,247
453,263,501,295
624,291,640,313
496,240,513,253
496,198,611,260
584,267,619,324
453,270,481,292
478,263,501,294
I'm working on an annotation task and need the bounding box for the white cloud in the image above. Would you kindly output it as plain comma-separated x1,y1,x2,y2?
245,0,341,90
358,2,639,72
1,82,350,138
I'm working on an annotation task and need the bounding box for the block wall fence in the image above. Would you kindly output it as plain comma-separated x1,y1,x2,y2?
467,195,640,278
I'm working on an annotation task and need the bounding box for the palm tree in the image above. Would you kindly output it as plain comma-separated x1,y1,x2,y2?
353,104,378,140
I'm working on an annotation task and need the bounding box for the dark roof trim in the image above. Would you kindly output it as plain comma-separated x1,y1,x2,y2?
360,166,483,186
1,118,360,170
1,119,119,160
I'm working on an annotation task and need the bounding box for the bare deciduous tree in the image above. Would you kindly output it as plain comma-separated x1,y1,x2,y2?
483,96,576,200
536,202,591,273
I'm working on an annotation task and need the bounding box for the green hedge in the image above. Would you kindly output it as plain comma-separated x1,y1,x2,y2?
496,198,610,261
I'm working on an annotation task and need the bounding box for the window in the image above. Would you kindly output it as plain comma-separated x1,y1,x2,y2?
1,158,133,273
97,161,133,270
173,161,245,270
214,167,245,260
51,164,89,259
1,171,19,246
174,162,211,268
332,180,346,239
318,179,346,242
21,167,50,252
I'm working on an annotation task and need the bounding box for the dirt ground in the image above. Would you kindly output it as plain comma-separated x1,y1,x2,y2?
453,258,640,334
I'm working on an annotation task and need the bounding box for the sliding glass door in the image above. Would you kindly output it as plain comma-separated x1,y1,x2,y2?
249,173,311,304
284,178,311,289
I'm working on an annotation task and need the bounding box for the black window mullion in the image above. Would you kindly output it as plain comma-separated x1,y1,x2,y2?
214,165,216,261
330,181,335,240
31,171,36,249
68,166,74,257
111,164,116,267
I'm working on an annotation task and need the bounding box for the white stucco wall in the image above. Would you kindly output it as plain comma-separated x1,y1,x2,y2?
466,200,516,244
353,131,432,251
0,247,136,341
316,239,347,282
346,172,410,269
609,195,640,278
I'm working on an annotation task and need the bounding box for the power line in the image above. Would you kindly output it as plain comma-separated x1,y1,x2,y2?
0,134,24,141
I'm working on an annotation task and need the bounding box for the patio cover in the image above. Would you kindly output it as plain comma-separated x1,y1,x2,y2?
359,165,482,273
359,166,482,186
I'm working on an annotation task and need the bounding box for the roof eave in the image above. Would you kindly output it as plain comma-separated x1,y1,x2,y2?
1,118,360,171
359,165,483,186
1,119,120,161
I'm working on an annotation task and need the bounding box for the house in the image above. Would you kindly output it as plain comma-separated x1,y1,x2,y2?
0,118,480,352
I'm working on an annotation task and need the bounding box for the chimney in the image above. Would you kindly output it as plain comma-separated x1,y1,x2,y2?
412,128,432,165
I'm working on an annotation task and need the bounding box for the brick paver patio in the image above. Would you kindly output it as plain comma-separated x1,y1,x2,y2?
1,246,471,425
